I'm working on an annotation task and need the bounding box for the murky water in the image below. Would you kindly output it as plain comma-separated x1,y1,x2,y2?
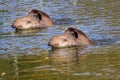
0,0,120,80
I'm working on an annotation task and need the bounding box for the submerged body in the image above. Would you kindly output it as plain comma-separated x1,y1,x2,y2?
12,9,54,30
48,27,96,48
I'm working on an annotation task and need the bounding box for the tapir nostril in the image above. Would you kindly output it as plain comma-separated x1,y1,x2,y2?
48,42,51,46
12,24,22,28
12,24,15,28
48,43,58,47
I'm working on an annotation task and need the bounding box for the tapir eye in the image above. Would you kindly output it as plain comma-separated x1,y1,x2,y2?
62,38,67,42
27,21,31,23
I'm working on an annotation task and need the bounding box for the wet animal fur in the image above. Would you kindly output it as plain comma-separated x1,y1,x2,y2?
12,9,54,30
48,27,96,48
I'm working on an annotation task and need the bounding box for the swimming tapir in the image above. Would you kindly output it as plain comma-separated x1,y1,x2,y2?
48,27,96,48
12,9,54,30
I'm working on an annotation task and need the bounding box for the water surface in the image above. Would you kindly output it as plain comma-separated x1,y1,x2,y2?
0,0,120,80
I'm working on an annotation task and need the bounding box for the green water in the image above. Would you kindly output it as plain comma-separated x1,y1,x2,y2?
0,0,120,80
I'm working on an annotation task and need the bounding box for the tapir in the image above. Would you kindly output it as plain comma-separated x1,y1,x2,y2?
48,27,96,48
12,9,54,30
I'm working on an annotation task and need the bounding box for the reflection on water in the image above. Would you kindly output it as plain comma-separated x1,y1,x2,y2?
49,46,88,74
0,0,120,80
0,45,120,80
50,46,87,63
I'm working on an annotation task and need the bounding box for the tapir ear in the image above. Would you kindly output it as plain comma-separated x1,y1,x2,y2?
34,13,42,20
28,9,42,20
64,27,79,39
65,27,90,40
73,30,78,39
28,9,54,26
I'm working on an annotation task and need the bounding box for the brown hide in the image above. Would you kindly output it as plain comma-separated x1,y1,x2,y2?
12,9,54,30
48,27,96,48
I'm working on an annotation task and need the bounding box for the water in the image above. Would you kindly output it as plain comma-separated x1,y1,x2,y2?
0,0,120,80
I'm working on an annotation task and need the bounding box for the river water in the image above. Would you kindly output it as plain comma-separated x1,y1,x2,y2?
0,0,120,80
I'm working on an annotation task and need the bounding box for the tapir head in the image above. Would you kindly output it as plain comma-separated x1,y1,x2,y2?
48,27,96,48
12,9,54,30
